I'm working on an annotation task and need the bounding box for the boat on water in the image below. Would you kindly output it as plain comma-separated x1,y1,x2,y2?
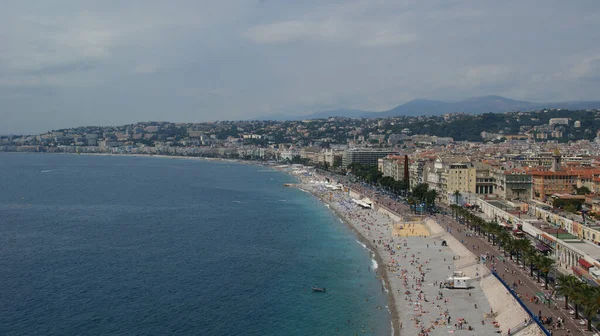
283,183,293,187
311,287,326,292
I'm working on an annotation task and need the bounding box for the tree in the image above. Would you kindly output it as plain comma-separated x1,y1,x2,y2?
497,230,511,253
579,284,600,331
527,250,542,279
537,256,555,290
513,239,531,265
332,156,342,169
575,186,591,195
571,280,587,320
425,189,438,211
412,183,429,203
453,190,461,205
555,274,579,310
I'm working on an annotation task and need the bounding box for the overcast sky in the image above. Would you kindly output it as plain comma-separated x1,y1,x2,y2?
1,1,600,134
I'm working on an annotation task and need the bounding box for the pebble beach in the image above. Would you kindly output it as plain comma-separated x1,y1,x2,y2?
297,174,540,336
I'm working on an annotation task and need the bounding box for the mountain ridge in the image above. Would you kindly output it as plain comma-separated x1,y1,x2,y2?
255,96,600,120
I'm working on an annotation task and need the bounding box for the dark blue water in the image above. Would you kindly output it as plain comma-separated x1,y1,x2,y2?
0,153,390,336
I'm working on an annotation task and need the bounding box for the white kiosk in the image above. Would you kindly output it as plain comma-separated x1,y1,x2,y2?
444,271,472,289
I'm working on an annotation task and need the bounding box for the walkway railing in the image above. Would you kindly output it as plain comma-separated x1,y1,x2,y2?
491,270,551,336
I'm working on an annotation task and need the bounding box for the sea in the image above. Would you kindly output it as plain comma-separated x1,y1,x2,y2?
0,153,390,336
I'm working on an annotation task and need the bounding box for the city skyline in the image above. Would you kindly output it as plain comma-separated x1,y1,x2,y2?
2,1,600,134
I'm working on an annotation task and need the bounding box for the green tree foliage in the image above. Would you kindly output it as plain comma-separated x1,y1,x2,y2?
575,186,591,195
553,198,583,213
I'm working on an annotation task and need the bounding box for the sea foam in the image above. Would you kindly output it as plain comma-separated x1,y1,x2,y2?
371,258,379,270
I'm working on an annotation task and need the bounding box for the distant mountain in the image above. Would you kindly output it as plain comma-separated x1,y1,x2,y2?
375,95,540,117
256,95,600,120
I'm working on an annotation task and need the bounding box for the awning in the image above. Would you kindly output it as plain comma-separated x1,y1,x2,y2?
536,243,551,252
541,233,556,242
579,258,593,269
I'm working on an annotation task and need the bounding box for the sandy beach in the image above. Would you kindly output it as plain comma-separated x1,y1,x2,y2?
296,174,539,336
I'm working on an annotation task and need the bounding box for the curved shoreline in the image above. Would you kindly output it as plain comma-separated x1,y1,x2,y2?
305,187,401,336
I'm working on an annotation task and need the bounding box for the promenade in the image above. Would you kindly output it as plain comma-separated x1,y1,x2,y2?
369,186,597,336
299,174,539,335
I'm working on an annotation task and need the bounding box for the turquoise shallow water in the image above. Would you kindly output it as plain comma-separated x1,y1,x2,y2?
0,153,390,336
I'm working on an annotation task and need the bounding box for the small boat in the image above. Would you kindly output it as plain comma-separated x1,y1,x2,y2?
283,183,292,187
312,287,326,292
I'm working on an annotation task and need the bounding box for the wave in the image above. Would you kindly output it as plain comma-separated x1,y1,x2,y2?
356,240,368,250
381,279,389,293
298,188,309,193
371,258,379,271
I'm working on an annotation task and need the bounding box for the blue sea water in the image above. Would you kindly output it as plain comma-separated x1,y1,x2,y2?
0,153,390,336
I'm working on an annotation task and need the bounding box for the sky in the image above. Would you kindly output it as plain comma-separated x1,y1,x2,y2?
1,0,600,134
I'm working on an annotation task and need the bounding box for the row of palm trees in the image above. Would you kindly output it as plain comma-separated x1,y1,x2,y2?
555,274,600,331
450,205,600,331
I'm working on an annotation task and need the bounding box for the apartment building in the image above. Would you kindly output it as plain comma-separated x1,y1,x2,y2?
426,156,476,203
342,148,399,167
492,167,533,200
408,159,426,190
378,155,407,182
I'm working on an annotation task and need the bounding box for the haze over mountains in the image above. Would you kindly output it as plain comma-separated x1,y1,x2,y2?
260,96,600,120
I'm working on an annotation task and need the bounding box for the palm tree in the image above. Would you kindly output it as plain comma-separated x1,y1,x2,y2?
497,230,511,252
579,284,600,331
537,256,555,290
528,251,542,279
555,274,579,310
513,239,532,265
488,224,502,246
571,279,589,320
450,204,459,219
502,236,516,259
453,190,461,205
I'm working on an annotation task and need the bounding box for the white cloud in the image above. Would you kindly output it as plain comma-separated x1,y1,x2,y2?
360,31,417,47
245,20,416,47
0,15,117,74
572,55,600,80
462,65,515,87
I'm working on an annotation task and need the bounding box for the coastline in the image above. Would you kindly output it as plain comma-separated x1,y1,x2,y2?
294,173,534,336
304,185,401,336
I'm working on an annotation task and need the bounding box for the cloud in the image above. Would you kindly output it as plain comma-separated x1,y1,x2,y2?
462,65,516,87
572,55,600,81
1,1,600,134
0,15,115,74
245,20,417,47
360,31,417,47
